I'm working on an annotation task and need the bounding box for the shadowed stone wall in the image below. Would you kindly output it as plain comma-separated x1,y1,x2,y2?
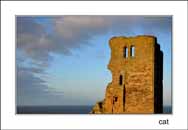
91,35,163,114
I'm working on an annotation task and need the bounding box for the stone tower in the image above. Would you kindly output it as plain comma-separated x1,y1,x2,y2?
91,35,163,114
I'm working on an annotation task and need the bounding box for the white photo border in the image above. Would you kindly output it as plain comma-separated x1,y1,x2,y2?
1,1,187,129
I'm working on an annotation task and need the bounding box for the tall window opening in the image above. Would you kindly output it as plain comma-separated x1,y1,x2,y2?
130,46,135,57
119,75,123,85
123,47,128,58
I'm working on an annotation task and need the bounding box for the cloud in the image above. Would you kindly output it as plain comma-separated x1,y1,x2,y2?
53,16,110,42
17,66,46,105
16,65,65,106
17,16,171,63
17,17,53,66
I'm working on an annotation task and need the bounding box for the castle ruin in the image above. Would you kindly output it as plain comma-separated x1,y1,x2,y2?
91,35,163,114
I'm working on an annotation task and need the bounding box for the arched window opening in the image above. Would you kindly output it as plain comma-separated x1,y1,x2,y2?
130,46,135,57
123,47,128,58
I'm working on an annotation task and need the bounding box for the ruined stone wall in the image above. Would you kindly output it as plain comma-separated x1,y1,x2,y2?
91,35,163,114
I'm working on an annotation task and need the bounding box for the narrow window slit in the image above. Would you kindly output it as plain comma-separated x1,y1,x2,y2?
119,75,123,85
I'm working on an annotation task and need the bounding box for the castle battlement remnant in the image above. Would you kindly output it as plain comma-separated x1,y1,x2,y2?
91,35,163,114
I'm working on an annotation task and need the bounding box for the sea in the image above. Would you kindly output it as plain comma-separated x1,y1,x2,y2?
17,105,93,114
17,106,172,114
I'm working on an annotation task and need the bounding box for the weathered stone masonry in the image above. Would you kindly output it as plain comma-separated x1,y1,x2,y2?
91,35,163,114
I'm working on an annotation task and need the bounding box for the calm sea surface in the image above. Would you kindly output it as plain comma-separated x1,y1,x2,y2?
17,106,172,114
17,106,93,114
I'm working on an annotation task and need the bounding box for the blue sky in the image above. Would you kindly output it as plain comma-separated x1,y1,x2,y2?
16,16,172,106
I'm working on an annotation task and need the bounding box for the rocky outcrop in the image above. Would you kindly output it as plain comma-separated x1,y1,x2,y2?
90,101,103,114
